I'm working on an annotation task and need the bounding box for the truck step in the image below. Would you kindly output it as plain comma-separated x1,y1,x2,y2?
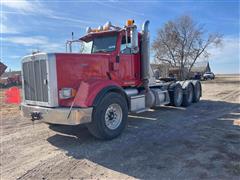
131,108,149,114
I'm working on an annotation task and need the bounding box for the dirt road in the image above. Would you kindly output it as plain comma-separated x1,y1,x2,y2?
1,75,240,180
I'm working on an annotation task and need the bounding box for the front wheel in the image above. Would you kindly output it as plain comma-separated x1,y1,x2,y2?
87,92,128,140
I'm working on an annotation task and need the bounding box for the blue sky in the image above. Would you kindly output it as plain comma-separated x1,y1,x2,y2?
1,0,239,74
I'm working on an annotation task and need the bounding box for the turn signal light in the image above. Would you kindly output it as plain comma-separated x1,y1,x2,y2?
59,88,76,99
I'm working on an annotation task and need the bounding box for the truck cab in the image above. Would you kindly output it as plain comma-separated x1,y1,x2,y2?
21,20,202,140
65,28,142,88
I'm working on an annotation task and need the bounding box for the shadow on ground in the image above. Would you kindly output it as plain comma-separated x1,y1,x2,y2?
47,100,240,179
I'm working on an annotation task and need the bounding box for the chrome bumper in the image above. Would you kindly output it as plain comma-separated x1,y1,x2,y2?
21,104,92,125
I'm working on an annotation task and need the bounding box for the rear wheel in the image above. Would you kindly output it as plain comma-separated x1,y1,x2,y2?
182,83,194,107
192,81,201,103
87,92,128,140
169,83,183,107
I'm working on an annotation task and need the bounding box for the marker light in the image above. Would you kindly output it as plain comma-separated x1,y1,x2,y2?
98,26,103,31
126,19,134,26
103,21,111,31
86,27,92,33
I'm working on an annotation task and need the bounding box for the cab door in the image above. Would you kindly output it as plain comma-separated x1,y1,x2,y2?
118,34,140,86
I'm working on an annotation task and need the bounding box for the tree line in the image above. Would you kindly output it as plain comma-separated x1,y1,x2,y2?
152,15,222,80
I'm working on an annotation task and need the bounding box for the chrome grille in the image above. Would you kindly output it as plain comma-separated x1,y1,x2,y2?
22,59,48,102
22,53,58,107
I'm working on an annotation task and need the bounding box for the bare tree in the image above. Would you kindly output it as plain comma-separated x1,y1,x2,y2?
152,15,222,80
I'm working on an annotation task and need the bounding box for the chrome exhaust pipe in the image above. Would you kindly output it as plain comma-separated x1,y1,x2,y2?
141,20,155,108
141,20,150,91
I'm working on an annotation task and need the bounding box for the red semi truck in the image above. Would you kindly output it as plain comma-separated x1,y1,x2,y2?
21,20,201,139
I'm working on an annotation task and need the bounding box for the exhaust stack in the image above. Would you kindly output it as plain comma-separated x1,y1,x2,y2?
141,20,155,108
141,20,150,91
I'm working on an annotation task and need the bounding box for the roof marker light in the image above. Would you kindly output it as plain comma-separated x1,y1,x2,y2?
126,19,134,26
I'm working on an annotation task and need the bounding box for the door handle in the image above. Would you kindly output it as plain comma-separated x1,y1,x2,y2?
116,55,120,63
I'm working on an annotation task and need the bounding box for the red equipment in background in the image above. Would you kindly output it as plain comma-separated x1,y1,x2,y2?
4,87,21,104
0,62,7,76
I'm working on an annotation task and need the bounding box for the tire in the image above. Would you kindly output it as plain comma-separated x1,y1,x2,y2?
192,81,201,103
169,83,183,107
182,83,194,107
87,92,128,140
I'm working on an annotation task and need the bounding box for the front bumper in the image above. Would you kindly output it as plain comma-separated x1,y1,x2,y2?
21,104,93,125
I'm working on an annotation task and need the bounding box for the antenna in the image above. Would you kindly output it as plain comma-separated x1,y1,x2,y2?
72,32,74,40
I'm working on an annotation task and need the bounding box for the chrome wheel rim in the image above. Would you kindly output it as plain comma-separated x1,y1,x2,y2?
105,103,122,130
188,86,193,102
176,88,183,104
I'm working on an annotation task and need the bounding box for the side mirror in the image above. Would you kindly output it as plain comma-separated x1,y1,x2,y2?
130,25,139,54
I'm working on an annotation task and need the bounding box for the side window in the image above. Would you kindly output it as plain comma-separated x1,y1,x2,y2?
120,36,132,54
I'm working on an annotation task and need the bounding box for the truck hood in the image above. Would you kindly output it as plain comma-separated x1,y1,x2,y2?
55,53,111,90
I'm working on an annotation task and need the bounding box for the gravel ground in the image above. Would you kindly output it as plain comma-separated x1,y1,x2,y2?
1,75,240,180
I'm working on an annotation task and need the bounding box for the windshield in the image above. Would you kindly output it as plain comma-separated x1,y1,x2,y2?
69,34,117,54
80,41,93,54
92,35,117,53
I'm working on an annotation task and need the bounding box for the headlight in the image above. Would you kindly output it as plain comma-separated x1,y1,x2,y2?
59,88,76,99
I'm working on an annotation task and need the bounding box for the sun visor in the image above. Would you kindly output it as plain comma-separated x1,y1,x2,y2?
79,31,119,42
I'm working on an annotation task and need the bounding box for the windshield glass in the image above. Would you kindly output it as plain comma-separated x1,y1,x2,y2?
66,35,117,54
92,35,117,53
80,41,93,54
69,34,117,54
